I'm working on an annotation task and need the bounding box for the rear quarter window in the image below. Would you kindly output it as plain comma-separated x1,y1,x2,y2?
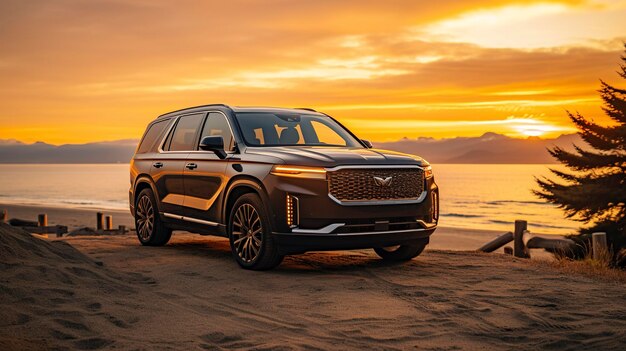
136,119,169,154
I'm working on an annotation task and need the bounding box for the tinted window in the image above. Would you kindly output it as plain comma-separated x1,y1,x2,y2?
167,114,204,151
235,113,360,147
199,112,234,151
137,120,169,154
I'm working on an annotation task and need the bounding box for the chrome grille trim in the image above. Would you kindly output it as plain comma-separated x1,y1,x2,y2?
325,165,427,206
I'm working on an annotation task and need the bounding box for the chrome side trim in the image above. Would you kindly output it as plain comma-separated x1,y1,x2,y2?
325,165,428,206
163,212,219,226
291,223,345,234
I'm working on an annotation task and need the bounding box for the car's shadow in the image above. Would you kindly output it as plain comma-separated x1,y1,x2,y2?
160,234,426,273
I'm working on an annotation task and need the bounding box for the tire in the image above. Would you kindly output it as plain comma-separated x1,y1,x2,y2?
228,193,283,270
135,188,172,246
374,241,427,262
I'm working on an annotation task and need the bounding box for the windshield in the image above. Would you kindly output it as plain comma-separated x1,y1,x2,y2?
234,113,362,147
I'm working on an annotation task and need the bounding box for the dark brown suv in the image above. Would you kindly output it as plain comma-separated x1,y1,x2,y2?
130,104,438,270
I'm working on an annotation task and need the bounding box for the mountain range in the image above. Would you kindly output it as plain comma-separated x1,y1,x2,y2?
0,133,584,164
373,132,584,164
0,139,139,164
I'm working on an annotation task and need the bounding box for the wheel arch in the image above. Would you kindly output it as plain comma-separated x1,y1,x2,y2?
132,175,160,215
222,176,275,232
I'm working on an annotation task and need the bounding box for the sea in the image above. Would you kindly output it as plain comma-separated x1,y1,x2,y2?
0,164,580,235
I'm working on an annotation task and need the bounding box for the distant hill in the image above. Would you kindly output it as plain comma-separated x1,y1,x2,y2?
374,133,584,164
0,139,138,163
0,133,584,164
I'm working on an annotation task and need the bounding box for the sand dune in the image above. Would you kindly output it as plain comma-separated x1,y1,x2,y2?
2,223,626,350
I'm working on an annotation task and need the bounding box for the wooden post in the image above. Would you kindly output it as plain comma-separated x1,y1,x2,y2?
478,232,513,252
105,216,113,230
38,214,48,227
513,220,529,258
96,212,104,231
0,209,7,223
55,225,67,238
592,232,608,260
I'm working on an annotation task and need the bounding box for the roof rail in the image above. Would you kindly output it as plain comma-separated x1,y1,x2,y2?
294,107,317,112
157,104,231,118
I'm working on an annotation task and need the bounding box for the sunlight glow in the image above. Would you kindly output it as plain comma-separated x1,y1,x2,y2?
339,116,575,140
421,2,626,48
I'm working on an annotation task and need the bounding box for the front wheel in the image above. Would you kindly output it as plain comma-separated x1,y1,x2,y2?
228,193,283,270
373,241,427,261
135,188,172,246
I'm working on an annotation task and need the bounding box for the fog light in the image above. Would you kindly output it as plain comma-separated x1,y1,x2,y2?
286,194,299,228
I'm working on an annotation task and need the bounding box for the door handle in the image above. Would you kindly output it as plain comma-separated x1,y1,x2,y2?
153,162,163,168
186,163,198,170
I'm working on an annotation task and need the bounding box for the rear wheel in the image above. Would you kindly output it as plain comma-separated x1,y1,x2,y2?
135,188,172,246
374,241,427,261
228,193,283,270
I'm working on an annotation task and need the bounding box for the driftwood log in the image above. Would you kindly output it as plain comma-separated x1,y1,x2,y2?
8,218,39,227
20,225,68,237
477,232,513,253
522,230,576,254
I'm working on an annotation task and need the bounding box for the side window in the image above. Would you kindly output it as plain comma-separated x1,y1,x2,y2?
310,120,347,145
167,114,204,151
199,112,234,151
137,119,169,154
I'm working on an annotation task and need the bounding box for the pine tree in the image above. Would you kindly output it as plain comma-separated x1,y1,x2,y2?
535,44,626,263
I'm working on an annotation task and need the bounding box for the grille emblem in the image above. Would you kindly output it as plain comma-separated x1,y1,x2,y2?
373,176,393,187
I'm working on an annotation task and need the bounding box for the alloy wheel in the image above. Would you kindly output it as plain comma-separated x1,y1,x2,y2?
136,195,154,241
232,203,263,263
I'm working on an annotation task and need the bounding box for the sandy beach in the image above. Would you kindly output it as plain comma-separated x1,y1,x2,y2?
2,222,626,350
2,203,626,350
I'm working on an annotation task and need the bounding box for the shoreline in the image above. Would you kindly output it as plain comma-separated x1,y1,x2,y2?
0,202,556,256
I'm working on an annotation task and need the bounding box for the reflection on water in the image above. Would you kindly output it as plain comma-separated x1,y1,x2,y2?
0,163,579,234
434,164,578,234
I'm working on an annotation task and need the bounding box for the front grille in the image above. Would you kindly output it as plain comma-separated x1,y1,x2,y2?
327,168,424,203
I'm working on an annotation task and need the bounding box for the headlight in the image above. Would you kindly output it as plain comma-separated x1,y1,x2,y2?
271,165,327,179
423,165,433,179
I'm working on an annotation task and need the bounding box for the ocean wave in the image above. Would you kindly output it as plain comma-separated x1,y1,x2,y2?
485,200,550,206
441,213,483,218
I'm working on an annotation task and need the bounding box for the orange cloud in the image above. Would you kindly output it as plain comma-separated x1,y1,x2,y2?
0,0,623,144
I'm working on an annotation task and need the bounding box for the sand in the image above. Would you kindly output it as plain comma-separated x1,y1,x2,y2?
2,217,626,350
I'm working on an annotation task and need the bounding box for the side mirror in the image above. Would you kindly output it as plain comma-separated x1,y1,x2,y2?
199,136,227,159
361,139,373,148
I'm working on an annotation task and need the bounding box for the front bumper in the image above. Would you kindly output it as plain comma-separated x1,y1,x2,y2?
273,221,436,254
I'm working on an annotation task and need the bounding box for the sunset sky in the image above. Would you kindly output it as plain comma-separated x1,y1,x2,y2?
1,0,625,144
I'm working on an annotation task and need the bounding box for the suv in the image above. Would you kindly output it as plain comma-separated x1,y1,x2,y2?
130,104,438,270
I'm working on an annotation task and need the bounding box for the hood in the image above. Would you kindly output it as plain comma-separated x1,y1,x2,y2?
244,146,428,167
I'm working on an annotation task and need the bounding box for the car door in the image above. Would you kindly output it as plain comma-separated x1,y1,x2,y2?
150,113,205,217
183,111,234,222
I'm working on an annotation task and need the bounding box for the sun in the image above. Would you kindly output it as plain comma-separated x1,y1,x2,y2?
520,129,546,137
509,118,563,138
